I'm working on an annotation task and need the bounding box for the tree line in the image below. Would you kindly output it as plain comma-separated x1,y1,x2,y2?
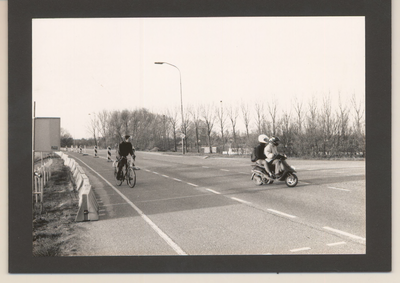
61,94,365,158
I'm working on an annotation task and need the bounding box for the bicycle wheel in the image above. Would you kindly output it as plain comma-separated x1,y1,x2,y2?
127,167,136,188
114,168,123,186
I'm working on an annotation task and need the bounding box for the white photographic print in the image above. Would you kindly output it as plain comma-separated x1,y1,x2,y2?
32,17,365,256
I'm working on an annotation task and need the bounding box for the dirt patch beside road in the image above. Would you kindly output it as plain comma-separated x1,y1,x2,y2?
32,156,82,257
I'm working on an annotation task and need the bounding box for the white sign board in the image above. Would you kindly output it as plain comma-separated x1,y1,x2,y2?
34,117,61,152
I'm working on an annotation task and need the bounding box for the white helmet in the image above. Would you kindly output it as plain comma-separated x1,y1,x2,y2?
258,134,269,143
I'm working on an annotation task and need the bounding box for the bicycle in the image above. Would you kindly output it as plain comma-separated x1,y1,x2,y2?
114,156,137,188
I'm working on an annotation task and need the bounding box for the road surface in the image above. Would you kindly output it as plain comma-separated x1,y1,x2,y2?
65,149,365,256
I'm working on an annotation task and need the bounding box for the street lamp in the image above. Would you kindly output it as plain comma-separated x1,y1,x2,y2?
155,61,185,154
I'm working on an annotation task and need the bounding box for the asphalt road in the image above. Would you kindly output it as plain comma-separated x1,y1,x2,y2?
66,149,366,256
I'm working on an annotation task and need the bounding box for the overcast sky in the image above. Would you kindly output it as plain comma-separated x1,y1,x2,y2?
32,17,365,139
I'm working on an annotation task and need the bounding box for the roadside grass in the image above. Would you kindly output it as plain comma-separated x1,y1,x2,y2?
32,156,81,257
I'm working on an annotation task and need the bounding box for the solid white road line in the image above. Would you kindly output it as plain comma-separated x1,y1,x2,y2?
267,209,297,219
206,189,221,195
72,156,187,256
231,197,252,205
328,187,350,192
323,227,366,242
290,247,311,252
327,241,346,247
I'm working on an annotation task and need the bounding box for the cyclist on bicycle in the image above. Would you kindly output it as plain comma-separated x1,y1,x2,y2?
116,135,136,180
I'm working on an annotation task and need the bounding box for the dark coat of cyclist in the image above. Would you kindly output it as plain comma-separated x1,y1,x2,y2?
117,135,135,180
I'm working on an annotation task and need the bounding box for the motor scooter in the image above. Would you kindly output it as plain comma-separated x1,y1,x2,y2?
251,154,298,187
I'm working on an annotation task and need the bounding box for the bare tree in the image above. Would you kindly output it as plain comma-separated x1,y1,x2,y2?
109,111,124,146
320,94,335,156
306,96,319,156
267,98,278,136
201,104,215,153
241,101,251,140
335,94,350,155
189,105,202,153
254,102,265,135
351,93,365,156
88,113,99,146
216,101,227,152
227,103,239,149
351,93,365,135
280,110,292,154
293,97,304,134
182,110,191,153
97,110,110,147
120,109,131,135
166,108,179,152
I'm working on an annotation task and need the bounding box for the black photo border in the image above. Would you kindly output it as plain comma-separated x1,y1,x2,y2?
8,0,392,273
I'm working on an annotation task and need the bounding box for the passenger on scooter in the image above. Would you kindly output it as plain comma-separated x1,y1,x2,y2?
265,136,283,177
255,134,274,178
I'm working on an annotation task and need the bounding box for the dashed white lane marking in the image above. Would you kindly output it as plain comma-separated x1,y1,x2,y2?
220,169,230,172
239,172,248,174
290,247,311,252
328,186,350,192
327,241,346,247
300,181,310,185
187,182,198,187
173,178,182,182
206,189,221,195
202,166,210,168
231,197,252,205
267,209,297,219
153,172,159,175
323,227,366,242
71,156,187,256
102,202,129,207
162,174,169,178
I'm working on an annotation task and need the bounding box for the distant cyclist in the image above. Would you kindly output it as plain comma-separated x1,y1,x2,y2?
116,135,136,180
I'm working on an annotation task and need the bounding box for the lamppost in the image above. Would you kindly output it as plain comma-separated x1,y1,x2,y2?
155,61,185,154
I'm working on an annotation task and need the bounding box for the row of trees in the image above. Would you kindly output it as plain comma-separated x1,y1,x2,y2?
61,94,365,158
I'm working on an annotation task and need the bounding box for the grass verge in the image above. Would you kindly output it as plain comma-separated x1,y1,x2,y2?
32,156,81,257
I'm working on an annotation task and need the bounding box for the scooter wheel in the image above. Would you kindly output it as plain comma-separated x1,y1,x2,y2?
253,175,263,186
285,173,298,187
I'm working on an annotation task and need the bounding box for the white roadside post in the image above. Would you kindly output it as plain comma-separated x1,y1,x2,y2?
107,146,112,162
94,145,99,158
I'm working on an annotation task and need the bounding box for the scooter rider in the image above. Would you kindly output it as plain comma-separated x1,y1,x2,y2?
255,134,274,179
116,135,136,180
265,136,283,177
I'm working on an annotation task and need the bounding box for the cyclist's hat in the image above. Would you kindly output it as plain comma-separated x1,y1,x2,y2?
124,135,130,139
